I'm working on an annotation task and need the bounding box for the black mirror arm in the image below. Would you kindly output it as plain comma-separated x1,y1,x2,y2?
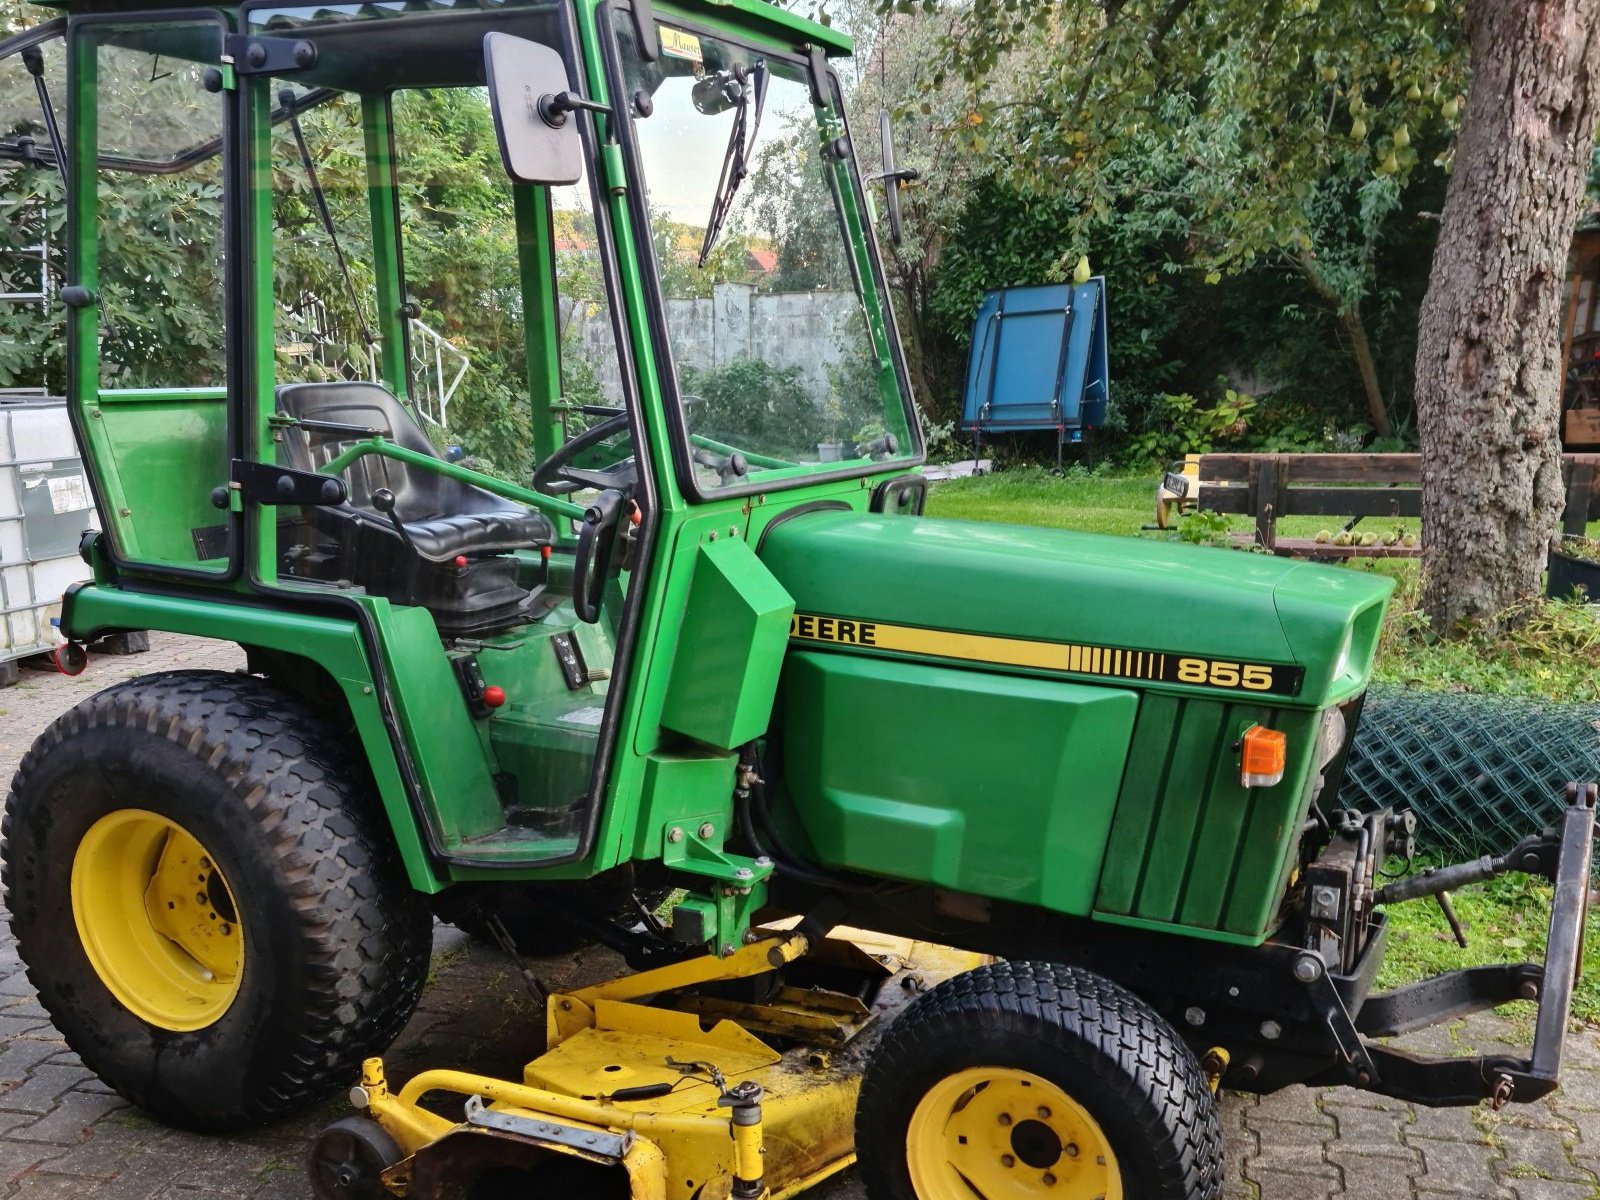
538,91,614,128
874,166,921,185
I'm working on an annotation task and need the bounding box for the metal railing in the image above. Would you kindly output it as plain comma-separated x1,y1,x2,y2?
277,292,468,430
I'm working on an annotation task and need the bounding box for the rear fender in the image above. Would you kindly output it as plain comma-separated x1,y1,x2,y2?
59,582,445,893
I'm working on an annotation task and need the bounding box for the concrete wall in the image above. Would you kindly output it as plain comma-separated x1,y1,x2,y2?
573,283,863,402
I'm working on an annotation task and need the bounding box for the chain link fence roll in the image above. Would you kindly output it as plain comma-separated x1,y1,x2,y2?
1340,684,1600,860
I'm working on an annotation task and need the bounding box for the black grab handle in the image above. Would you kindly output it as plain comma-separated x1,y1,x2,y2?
572,489,626,624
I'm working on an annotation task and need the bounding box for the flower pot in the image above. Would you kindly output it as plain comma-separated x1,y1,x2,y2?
1546,549,1600,603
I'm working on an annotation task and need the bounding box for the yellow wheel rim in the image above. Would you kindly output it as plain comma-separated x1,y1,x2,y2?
70,809,244,1032
907,1066,1123,1200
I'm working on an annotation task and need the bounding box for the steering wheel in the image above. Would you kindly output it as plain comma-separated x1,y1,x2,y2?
532,409,635,496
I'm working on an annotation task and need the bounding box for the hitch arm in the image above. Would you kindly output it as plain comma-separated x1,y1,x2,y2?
1374,828,1563,906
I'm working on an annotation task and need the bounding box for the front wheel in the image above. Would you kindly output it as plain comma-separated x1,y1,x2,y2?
2,670,433,1131
855,961,1224,1200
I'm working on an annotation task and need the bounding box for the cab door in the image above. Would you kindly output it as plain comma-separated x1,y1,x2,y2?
64,12,237,580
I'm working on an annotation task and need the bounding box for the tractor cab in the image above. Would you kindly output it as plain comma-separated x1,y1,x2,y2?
0,0,917,870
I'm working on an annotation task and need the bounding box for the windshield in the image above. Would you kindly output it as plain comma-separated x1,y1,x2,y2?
612,17,913,494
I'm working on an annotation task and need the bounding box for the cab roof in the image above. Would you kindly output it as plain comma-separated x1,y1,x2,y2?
34,0,855,56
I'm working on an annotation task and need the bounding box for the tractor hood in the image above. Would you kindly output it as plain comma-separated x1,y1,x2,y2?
757,509,1394,709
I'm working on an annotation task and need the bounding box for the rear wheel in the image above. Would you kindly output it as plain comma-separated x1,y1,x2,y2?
856,960,1224,1200
2,670,432,1131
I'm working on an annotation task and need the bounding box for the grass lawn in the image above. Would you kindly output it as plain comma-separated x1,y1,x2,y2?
925,466,1600,1027
926,465,1600,544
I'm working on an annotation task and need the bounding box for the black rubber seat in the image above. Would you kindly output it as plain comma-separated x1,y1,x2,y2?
276,381,552,634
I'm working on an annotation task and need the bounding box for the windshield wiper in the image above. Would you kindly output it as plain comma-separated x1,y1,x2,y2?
698,59,767,269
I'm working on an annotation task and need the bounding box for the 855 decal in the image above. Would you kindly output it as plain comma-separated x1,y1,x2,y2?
789,613,1305,698
1163,656,1301,695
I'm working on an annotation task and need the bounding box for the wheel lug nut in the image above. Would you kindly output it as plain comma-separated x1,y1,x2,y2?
1037,1106,1051,1119
199,857,211,870
1065,1143,1079,1158
1042,1173,1057,1186
1001,1155,1014,1168
195,892,207,905
219,923,231,936
998,1113,1012,1127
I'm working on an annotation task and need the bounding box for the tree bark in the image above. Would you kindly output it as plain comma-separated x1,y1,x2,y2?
1415,0,1600,632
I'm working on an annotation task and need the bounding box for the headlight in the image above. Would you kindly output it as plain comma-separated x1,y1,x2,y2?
1316,703,1348,769
1331,627,1353,684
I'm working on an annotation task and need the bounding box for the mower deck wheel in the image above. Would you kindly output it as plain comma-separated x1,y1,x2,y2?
309,1116,403,1200
855,960,1225,1200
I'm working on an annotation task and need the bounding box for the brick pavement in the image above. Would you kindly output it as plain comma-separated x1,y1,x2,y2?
0,633,1592,1198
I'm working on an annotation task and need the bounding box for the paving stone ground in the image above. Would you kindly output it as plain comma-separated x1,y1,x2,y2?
0,633,1592,1198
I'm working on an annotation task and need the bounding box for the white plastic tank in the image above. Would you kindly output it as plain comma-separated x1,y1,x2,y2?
0,391,96,683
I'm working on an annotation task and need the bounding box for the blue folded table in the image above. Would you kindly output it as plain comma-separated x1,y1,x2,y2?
960,280,1110,472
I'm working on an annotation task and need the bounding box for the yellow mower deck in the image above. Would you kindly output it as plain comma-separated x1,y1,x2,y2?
350,928,984,1199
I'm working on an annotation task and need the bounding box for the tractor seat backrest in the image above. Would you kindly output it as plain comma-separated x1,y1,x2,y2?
275,381,452,521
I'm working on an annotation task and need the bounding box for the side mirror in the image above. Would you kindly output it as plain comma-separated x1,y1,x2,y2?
876,108,920,247
483,32,587,186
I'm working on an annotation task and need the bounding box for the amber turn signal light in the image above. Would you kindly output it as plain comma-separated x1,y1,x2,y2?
1240,725,1287,788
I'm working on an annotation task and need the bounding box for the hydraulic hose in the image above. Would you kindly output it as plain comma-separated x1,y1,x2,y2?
736,748,885,894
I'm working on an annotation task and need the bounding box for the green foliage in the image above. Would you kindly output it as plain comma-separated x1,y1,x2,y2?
748,117,853,294
1173,509,1234,548
2,27,232,392
1376,590,1600,704
682,358,818,458
861,0,1477,462
912,0,1467,281
0,167,63,390
1122,388,1256,465
925,175,1229,435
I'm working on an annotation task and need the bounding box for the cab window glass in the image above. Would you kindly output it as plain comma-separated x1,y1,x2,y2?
90,21,227,388
614,16,912,492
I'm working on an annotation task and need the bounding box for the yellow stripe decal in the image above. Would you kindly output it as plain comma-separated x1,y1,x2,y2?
788,613,1305,697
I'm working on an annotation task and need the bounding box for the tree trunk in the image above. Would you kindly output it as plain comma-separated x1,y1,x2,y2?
1338,305,1392,441
1294,254,1392,438
1415,0,1600,632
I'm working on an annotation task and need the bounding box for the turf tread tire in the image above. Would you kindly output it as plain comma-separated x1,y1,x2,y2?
2,670,432,1131
856,960,1225,1200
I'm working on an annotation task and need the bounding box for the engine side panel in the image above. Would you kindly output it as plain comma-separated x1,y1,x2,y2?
778,649,1137,915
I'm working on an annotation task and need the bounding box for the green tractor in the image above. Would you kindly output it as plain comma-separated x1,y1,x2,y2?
0,2,1593,1198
